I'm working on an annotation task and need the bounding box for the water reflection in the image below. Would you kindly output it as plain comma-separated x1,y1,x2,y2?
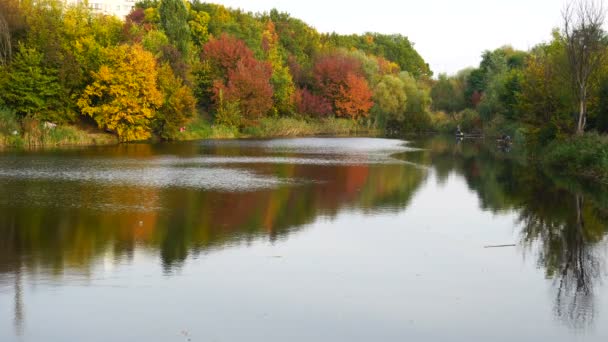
407,136,608,329
0,139,425,275
1,137,608,339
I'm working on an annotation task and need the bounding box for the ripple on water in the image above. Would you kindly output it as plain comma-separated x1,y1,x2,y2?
0,167,286,191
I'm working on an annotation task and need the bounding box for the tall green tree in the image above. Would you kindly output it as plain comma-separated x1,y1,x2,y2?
159,0,191,55
0,44,62,121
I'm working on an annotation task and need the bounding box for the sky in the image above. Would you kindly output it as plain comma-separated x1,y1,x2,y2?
207,0,568,75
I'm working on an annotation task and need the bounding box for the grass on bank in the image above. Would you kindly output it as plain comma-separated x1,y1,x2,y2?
178,116,366,141
1,107,117,149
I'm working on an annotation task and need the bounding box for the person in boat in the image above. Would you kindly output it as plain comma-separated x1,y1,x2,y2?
456,125,464,137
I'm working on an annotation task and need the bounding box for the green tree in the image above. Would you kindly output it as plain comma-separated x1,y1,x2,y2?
430,74,465,118
373,74,407,126
0,44,62,121
155,63,196,139
262,21,295,115
159,0,191,55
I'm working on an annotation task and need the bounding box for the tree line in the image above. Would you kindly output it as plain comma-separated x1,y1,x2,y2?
430,0,608,146
0,0,433,142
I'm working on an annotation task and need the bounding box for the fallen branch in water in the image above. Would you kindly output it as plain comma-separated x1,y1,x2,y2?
484,244,516,249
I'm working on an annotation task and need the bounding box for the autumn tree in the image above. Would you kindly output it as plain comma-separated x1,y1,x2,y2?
373,74,407,125
189,9,210,46
201,34,274,119
518,38,575,142
294,88,332,117
562,0,608,134
335,73,373,119
196,33,254,106
201,33,255,78
262,21,295,115
313,52,374,119
77,44,163,142
214,57,274,119
155,63,196,139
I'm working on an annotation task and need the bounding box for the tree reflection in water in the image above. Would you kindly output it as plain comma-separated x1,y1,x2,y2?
1,137,608,333
410,136,608,328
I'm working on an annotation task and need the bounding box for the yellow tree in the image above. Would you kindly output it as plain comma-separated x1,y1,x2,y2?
262,21,295,115
78,44,163,142
155,63,196,139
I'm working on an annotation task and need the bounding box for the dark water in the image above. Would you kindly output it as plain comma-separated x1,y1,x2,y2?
1,136,607,342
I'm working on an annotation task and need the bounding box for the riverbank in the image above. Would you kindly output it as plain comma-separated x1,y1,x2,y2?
541,133,608,184
0,116,372,150
180,117,368,140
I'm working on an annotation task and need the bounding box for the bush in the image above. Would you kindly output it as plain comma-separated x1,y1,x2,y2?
543,132,608,183
0,107,24,148
0,107,20,133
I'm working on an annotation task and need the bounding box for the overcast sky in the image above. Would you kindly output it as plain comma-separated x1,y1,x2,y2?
207,0,570,75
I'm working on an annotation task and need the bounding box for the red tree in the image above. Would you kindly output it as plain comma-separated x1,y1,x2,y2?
202,33,255,79
203,34,274,119
335,74,373,118
313,52,373,119
214,57,274,119
294,88,332,117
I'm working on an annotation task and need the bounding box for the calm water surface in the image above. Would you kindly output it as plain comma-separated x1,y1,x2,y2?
1,136,608,341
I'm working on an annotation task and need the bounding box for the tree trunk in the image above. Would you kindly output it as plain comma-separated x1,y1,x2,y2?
576,86,587,135
577,99,586,135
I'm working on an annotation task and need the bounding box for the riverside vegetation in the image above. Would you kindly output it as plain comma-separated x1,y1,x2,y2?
1,0,608,183
0,0,431,147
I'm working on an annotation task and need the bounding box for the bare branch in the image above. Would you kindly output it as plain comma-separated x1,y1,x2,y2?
562,0,607,134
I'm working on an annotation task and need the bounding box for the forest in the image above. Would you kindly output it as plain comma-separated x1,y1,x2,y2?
0,0,432,145
1,0,608,182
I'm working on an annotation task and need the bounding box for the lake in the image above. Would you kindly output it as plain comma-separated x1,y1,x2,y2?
1,136,607,341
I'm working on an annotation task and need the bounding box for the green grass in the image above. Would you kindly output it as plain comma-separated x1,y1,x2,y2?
542,132,608,183
177,116,367,140
241,117,364,138
1,108,117,149
178,118,239,140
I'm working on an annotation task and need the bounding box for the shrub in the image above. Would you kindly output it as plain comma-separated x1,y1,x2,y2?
543,132,608,183
0,107,24,147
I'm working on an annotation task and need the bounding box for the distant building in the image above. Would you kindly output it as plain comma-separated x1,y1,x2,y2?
66,0,137,18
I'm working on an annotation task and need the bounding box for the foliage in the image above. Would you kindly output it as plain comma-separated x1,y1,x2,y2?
294,88,332,117
1,0,437,141
189,9,210,46
213,88,242,128
313,51,373,119
0,106,23,147
431,73,465,115
77,44,163,142
159,0,191,55
155,63,196,139
263,21,295,115
543,133,608,183
323,32,432,77
213,55,274,119
0,44,63,121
